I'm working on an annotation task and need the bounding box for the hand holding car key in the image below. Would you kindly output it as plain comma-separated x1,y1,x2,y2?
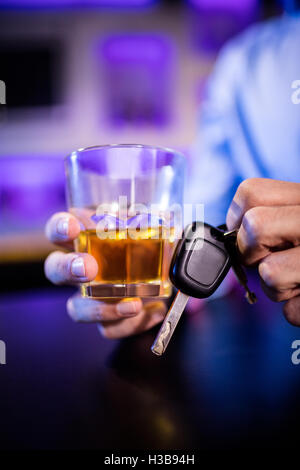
151,222,257,356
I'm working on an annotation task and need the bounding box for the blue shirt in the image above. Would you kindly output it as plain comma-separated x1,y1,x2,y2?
186,14,300,226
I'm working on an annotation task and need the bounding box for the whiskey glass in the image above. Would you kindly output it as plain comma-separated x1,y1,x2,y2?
65,144,185,299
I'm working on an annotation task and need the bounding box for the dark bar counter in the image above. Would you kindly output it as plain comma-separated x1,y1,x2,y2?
0,277,300,450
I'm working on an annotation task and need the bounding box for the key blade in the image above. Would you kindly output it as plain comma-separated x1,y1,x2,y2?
151,291,189,356
222,229,257,305
245,290,257,304
223,229,238,238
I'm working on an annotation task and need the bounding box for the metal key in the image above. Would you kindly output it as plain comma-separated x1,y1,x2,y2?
151,222,256,356
151,290,189,356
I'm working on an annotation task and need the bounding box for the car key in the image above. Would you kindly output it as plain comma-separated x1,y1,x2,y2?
151,222,231,356
151,222,256,356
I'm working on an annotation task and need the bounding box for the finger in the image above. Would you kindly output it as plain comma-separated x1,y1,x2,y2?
283,296,300,327
237,205,300,265
45,212,81,250
226,178,300,230
67,294,143,322
44,251,98,285
98,300,167,339
258,247,300,302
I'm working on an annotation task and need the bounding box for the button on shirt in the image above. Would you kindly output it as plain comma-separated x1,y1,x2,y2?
186,14,300,226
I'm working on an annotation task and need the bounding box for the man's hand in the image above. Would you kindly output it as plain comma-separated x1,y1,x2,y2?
44,212,166,338
226,178,300,326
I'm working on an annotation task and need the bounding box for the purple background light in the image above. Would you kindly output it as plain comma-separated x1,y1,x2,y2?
0,0,269,253
187,0,258,14
100,34,175,127
0,0,157,8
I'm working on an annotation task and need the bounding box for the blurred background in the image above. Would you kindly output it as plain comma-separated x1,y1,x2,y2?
0,0,281,275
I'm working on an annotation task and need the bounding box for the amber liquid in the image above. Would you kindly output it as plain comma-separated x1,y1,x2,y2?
75,227,175,298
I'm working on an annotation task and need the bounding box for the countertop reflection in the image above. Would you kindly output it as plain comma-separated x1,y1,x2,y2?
0,278,299,450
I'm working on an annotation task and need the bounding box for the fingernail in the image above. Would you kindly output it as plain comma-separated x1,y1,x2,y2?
57,218,69,236
71,257,86,277
117,300,139,316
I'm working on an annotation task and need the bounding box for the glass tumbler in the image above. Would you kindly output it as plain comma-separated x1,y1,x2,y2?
65,144,185,299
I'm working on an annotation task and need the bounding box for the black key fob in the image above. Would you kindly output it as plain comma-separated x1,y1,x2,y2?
152,222,256,356
169,222,231,299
